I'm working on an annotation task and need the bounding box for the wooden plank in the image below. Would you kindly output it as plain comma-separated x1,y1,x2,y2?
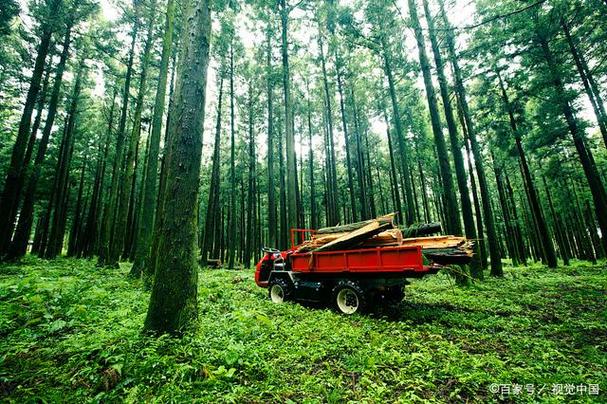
316,213,395,235
313,221,393,252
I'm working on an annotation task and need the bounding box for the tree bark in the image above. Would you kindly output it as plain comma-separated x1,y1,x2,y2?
537,33,607,255
382,46,414,225
0,0,62,255
98,19,139,267
424,0,480,278
280,0,299,238
6,27,73,259
117,0,156,268
408,0,460,235
439,0,502,275
496,69,557,268
561,18,607,148
144,0,211,334
131,0,175,277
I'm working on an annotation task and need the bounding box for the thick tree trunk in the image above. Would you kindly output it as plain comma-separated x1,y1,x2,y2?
144,0,211,334
147,53,178,284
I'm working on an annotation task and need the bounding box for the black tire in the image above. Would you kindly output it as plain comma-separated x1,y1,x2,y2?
331,280,367,314
268,278,292,304
384,286,404,305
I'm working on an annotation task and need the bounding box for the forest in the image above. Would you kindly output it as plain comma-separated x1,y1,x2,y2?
0,0,606,401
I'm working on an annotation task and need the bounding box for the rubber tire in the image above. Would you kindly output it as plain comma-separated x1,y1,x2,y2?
332,280,367,315
268,278,292,304
385,286,404,305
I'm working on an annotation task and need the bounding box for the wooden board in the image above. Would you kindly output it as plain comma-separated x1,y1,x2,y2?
313,221,393,252
315,213,395,235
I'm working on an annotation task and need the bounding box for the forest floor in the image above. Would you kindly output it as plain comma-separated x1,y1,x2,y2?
0,257,605,403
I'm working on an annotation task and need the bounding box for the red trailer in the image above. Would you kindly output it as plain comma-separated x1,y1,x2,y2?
255,229,442,314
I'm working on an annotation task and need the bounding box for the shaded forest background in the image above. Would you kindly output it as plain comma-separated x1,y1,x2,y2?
1,0,606,277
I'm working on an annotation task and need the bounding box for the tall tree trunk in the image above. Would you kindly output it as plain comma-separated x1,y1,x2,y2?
0,0,62,255
280,0,299,237
439,0,502,275
382,47,414,224
148,52,178,283
496,70,556,267
336,71,357,222
307,84,318,229
561,18,607,148
424,0,480,278
44,65,83,258
67,160,87,256
536,34,607,256
98,19,140,267
201,77,224,264
318,34,340,225
131,0,175,276
144,0,211,334
6,29,74,259
278,126,288,250
382,106,403,221
82,88,117,257
227,42,237,268
245,82,256,267
408,0,460,235
115,1,156,268
266,30,278,245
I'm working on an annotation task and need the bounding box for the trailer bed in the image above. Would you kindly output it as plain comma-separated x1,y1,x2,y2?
290,245,437,277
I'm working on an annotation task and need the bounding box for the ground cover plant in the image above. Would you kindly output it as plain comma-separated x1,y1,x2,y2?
0,257,605,403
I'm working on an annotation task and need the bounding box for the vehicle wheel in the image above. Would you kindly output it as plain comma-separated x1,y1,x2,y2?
332,281,367,315
268,278,291,304
385,286,404,305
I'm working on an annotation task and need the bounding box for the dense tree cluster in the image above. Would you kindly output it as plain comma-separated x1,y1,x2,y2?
0,0,605,331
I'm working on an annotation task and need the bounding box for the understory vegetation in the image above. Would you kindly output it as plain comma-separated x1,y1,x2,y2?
1,258,605,402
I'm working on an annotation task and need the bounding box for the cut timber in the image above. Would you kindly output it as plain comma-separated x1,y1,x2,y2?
361,228,403,247
314,221,393,252
401,235,466,249
402,222,442,238
316,213,395,235
296,232,349,252
206,258,222,268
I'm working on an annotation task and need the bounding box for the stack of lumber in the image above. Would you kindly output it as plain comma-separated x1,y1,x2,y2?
295,214,474,265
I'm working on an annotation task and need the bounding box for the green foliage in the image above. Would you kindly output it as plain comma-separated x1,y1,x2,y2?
1,258,605,402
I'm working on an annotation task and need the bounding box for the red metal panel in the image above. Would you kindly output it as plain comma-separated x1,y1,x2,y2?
290,245,424,275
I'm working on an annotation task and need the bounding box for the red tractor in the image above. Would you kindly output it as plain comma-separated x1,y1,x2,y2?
255,229,442,314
